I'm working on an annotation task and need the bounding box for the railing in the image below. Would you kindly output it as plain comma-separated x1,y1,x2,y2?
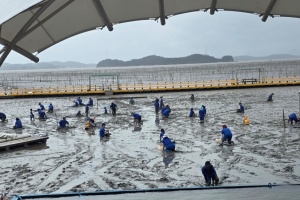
0,76,299,96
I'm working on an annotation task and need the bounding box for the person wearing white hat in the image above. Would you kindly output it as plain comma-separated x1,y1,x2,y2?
161,134,175,151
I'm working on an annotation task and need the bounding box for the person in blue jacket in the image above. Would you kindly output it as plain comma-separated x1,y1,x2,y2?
289,113,299,124
39,102,45,110
72,100,79,107
161,135,175,151
221,124,233,145
162,106,171,118
237,103,244,113
160,128,165,142
199,107,205,123
0,112,6,122
99,123,110,138
38,109,47,119
77,97,84,106
104,107,108,114
30,109,34,120
154,99,159,114
267,93,274,102
14,118,22,129
110,102,117,116
129,97,135,105
132,112,142,123
189,108,196,117
202,105,207,117
58,117,69,128
202,161,219,186
159,97,164,109
48,103,54,113
86,98,93,106
85,104,89,117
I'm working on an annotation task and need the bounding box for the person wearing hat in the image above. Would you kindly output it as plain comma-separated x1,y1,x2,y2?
237,103,244,113
99,123,110,138
48,103,54,113
86,98,93,106
58,117,69,128
189,108,196,117
202,161,219,186
85,104,89,117
14,118,23,129
161,134,175,151
30,109,34,120
267,93,274,102
220,124,233,145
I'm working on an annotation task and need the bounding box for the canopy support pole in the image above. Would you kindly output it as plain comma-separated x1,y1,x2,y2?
158,0,166,25
262,0,277,22
93,0,113,31
0,0,54,66
210,0,217,15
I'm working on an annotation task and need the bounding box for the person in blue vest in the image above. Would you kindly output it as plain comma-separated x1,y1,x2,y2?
86,98,93,106
161,135,175,151
267,93,274,102
237,103,244,113
30,109,34,120
160,128,165,142
14,118,23,129
131,112,142,123
0,112,7,122
159,97,164,109
189,108,196,117
220,124,233,145
162,105,171,118
202,161,219,186
72,100,79,107
77,97,84,106
104,107,108,114
48,103,54,113
199,107,205,123
99,123,110,138
129,97,135,105
39,102,45,110
38,109,47,119
58,117,69,128
289,113,299,124
154,98,159,114
110,102,117,116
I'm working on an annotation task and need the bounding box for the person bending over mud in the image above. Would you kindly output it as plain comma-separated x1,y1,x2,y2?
58,117,69,128
220,124,233,146
162,106,171,118
267,93,274,102
13,118,23,129
99,123,110,138
189,108,196,117
131,112,142,123
289,113,300,124
161,135,175,151
190,94,195,101
202,161,219,186
0,112,7,122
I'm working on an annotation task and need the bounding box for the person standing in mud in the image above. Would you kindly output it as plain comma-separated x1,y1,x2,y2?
202,161,219,186
267,93,274,102
48,103,54,113
30,109,34,120
154,98,159,114
86,98,93,106
39,102,45,111
159,97,164,109
199,107,205,123
85,104,89,117
160,128,165,142
110,102,117,116
99,123,110,138
190,94,195,101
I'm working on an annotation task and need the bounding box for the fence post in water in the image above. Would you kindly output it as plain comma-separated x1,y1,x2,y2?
187,81,190,88
134,83,136,90
142,83,144,90
218,80,220,86
94,85,96,91
149,83,151,90
195,81,197,87
164,82,166,88
32,87,34,94
225,79,228,86
126,84,128,90
210,80,212,86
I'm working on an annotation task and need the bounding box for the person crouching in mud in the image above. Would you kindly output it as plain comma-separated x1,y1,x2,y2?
220,125,233,146
131,112,142,124
202,161,219,186
267,93,274,102
162,105,171,118
237,103,244,113
99,123,110,138
189,108,196,117
48,103,54,113
289,113,300,125
0,112,7,122
161,135,175,151
58,117,69,128
190,94,195,101
13,118,23,129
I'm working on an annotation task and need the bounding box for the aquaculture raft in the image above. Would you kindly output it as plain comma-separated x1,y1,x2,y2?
0,135,48,151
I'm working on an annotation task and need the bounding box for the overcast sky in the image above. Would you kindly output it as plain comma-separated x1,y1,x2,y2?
4,10,300,64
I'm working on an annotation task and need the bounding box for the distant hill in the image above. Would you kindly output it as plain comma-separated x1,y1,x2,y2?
1,61,95,70
96,54,234,67
234,54,300,62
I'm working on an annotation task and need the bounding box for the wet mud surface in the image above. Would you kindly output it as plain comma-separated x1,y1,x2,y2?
0,86,300,195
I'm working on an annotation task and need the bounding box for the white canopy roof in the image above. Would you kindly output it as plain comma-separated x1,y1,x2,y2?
0,0,299,65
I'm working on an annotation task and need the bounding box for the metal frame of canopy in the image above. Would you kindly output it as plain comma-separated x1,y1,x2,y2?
0,0,294,66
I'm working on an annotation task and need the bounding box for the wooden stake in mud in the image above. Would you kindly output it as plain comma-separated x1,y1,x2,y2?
283,109,286,128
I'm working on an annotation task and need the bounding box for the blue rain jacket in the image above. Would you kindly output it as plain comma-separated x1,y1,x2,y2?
15,119,22,128
59,119,69,128
163,109,171,117
221,127,232,137
202,165,217,182
99,127,106,137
